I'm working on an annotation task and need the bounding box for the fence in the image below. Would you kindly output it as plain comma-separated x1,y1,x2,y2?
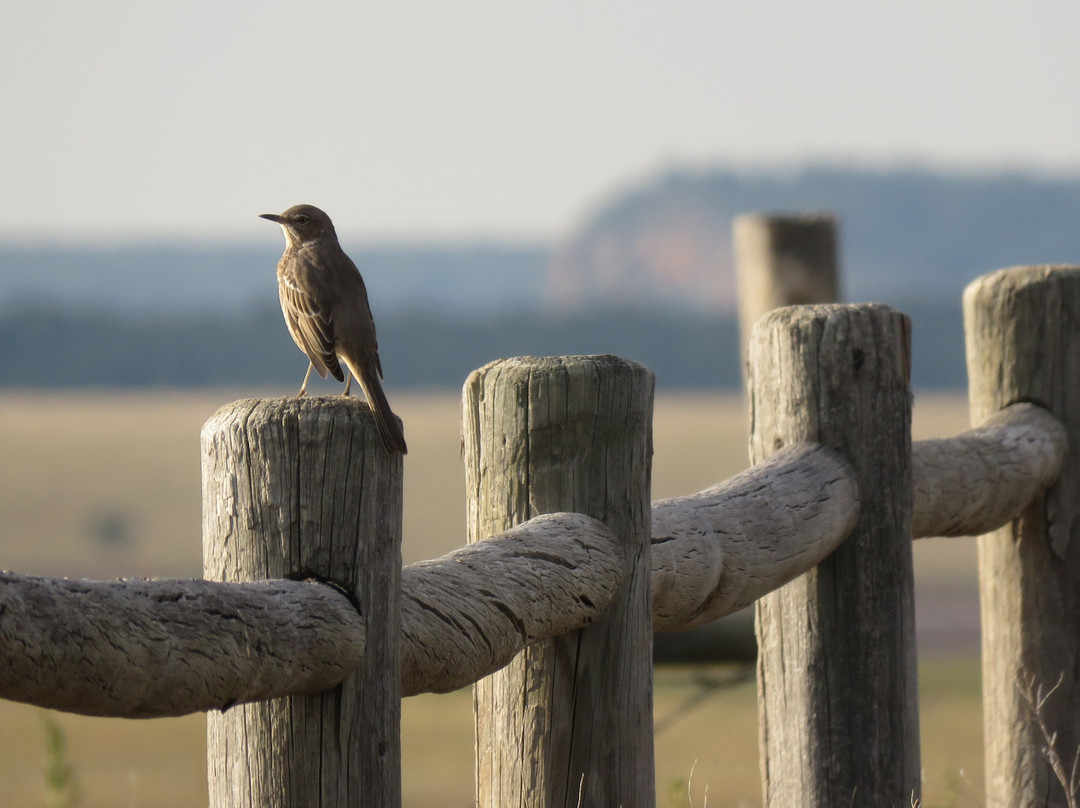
0,216,1077,808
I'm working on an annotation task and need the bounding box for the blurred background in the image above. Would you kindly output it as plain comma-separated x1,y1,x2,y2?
3,1,1079,805
4,1,1080,392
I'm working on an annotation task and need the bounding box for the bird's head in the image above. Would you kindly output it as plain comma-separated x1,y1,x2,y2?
260,204,336,246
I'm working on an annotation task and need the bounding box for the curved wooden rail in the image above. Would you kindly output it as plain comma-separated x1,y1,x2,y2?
0,401,1065,714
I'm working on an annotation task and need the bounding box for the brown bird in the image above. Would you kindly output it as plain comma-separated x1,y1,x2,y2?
260,204,407,454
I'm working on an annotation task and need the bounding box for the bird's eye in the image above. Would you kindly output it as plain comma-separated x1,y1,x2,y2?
294,215,310,225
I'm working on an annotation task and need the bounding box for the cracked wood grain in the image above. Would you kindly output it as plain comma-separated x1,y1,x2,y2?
201,396,402,808
648,402,1066,635
964,265,1080,808
2,391,1068,725
912,402,1066,538
749,303,919,808
463,355,655,808
0,574,362,717
651,442,858,631
401,512,622,696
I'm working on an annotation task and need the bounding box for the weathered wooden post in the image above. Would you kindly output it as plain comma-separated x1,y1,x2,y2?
749,304,918,807
964,266,1080,807
734,213,840,369
463,355,655,808
201,398,403,808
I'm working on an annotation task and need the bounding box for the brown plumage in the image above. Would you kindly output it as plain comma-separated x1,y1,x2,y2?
260,204,407,454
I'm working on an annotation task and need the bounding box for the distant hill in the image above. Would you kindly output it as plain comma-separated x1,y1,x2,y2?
546,165,1080,310
0,242,548,314
3,166,1079,318
5,164,1079,390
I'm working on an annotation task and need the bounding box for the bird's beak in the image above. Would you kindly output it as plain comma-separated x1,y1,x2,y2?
259,213,284,223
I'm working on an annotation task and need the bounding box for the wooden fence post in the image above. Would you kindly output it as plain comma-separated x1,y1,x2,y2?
964,266,1080,807
201,398,403,808
749,304,918,807
734,213,840,370
463,355,655,808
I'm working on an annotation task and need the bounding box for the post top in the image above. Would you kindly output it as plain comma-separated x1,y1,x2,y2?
734,211,837,228
752,301,906,333
200,395,395,444
964,264,1080,305
464,354,655,388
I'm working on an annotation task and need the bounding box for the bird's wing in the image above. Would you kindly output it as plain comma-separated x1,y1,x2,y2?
278,262,344,381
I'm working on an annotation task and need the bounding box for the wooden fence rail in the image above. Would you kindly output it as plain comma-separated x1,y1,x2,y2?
0,574,364,717
401,511,623,696
2,398,1064,715
0,224,1076,807
912,401,1065,538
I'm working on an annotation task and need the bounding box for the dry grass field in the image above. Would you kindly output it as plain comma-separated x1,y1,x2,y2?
0,389,984,807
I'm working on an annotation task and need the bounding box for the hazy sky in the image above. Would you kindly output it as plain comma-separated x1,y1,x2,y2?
4,1,1080,242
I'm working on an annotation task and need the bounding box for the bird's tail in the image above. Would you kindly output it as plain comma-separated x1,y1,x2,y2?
352,362,408,455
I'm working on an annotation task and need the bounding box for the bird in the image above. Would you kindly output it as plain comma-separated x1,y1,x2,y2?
260,204,408,455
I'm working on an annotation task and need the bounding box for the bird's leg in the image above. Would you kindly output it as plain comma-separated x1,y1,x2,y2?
297,363,314,398
342,370,353,397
